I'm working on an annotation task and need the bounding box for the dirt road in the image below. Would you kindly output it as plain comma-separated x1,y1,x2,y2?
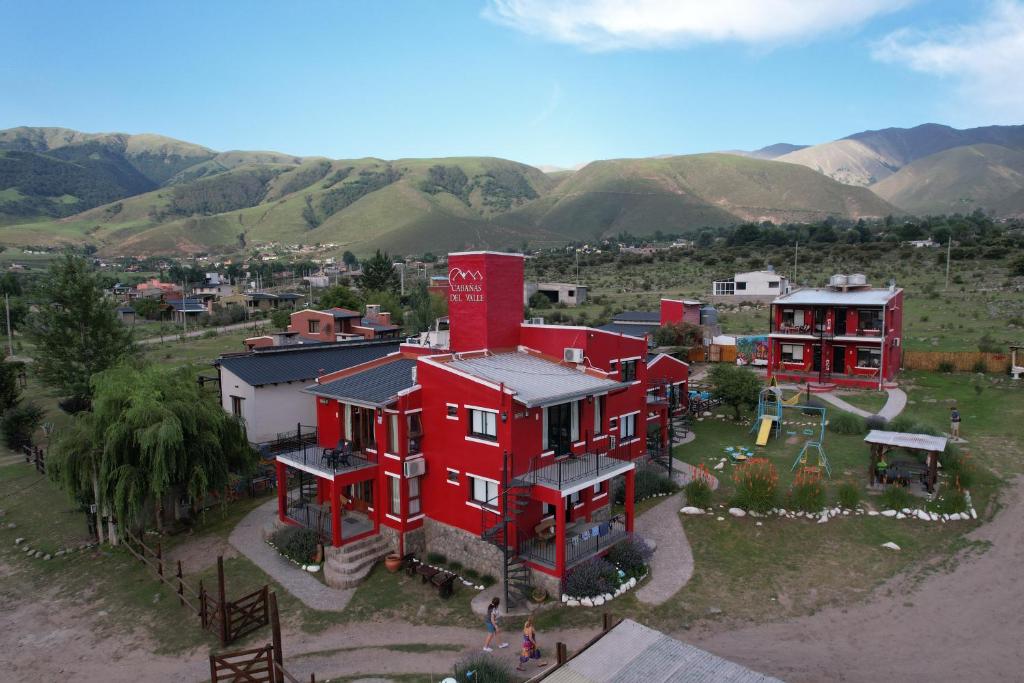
687,476,1024,682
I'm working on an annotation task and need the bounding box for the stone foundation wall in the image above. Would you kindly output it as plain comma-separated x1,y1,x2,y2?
376,525,400,554
529,568,562,597
423,518,504,578
404,527,426,556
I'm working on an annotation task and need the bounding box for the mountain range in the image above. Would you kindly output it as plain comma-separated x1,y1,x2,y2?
0,123,1022,257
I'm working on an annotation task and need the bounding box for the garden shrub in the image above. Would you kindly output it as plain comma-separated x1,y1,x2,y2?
0,402,43,450
448,560,463,572
268,527,320,564
464,568,479,580
480,574,496,587
828,412,866,435
789,467,826,513
937,361,955,373
942,445,975,489
684,478,712,508
453,652,514,683
880,485,914,511
564,557,620,598
888,416,939,436
426,552,446,565
730,457,778,513
970,359,988,374
837,481,861,509
613,465,676,504
865,414,888,430
932,488,968,514
606,537,652,579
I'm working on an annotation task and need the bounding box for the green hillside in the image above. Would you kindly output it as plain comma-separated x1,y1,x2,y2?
509,153,897,240
871,144,1024,215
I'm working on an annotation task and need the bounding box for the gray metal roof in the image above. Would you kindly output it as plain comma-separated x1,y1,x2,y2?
598,322,656,339
544,619,783,683
773,287,899,306
307,357,417,407
444,352,628,408
216,341,400,387
613,310,661,323
865,430,947,452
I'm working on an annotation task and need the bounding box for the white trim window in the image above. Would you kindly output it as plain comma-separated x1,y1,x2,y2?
469,475,499,508
781,344,804,363
387,474,401,516
408,476,421,515
620,413,637,439
468,408,498,441
621,359,638,382
593,396,604,435
856,347,881,369
387,413,400,454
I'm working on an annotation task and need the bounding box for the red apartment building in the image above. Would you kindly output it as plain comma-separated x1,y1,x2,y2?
286,304,401,343
766,274,904,391
271,251,688,600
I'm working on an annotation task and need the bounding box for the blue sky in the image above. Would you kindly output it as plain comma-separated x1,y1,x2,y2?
2,1,1021,167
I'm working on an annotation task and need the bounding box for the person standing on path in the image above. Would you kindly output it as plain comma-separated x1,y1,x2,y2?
516,614,547,671
482,598,508,652
950,406,961,439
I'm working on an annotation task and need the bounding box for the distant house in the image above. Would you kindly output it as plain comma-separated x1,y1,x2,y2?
597,298,704,346
115,305,136,325
214,340,401,443
907,239,938,248
712,268,791,301
524,282,589,307
165,298,207,323
287,304,401,344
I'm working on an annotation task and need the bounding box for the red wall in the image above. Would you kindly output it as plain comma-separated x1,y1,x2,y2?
289,310,336,342
448,252,525,352
660,299,701,326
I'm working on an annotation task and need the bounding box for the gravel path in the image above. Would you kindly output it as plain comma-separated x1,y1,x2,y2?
228,497,355,611
634,492,693,606
688,476,1024,682
797,386,908,421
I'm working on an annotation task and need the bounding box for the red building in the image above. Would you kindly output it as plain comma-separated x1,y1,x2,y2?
766,275,904,391
272,251,684,600
287,304,401,343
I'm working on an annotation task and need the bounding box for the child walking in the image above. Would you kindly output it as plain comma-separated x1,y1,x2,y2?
482,597,508,652
516,614,547,671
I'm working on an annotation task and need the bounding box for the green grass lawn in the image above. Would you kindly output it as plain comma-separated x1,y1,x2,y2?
835,390,889,415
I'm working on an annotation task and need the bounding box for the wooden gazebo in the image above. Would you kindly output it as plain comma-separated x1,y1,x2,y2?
865,430,948,493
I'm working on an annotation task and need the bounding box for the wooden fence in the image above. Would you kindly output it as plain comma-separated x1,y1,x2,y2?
122,532,269,647
903,351,1011,373
210,593,315,683
21,445,45,474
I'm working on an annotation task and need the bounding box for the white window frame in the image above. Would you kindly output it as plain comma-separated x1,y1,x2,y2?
446,468,460,485
781,344,804,363
856,346,882,369
445,403,459,420
387,413,400,454
620,412,638,439
468,475,499,509
593,396,603,435
408,476,420,515
467,407,498,441
386,472,401,517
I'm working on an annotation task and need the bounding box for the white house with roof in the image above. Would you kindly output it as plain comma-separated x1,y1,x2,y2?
713,268,791,300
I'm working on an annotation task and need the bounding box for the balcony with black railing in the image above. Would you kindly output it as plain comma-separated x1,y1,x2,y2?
518,515,629,570
519,451,634,492
274,439,377,479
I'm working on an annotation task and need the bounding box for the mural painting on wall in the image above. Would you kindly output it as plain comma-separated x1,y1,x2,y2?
736,336,769,366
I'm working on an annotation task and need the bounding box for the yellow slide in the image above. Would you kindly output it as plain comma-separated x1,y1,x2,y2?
755,417,774,446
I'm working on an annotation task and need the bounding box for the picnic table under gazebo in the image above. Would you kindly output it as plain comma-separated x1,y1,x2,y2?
865,430,948,493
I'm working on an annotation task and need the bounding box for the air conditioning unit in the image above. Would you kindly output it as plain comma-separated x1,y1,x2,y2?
563,347,584,363
403,458,426,478
531,317,545,325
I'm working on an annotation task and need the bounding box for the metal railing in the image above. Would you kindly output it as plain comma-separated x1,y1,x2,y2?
276,442,377,476
519,436,627,490
518,515,628,569
255,425,318,457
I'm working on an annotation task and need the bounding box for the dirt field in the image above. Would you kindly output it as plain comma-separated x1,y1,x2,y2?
687,476,1024,682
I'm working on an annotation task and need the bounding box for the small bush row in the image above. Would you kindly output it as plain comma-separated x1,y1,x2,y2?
268,527,321,564
424,552,495,586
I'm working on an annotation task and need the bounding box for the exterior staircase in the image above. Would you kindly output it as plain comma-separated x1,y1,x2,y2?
481,455,534,607
322,533,391,589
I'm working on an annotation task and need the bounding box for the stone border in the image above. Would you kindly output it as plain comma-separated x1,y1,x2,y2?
14,536,96,561
414,560,489,591
264,537,321,573
560,568,649,608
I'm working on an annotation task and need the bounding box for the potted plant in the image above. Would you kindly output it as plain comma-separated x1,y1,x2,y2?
530,586,548,604
384,553,403,573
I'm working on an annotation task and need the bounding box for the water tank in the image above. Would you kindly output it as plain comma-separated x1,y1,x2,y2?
700,305,718,327
848,273,867,286
829,274,848,288
766,264,775,272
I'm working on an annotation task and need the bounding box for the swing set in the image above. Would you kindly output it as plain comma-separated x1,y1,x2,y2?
750,379,832,477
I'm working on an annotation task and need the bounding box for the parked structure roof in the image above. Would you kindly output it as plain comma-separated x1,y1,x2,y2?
773,288,900,306
544,619,782,683
597,322,657,339
865,430,947,452
329,307,362,319
216,341,400,387
612,311,661,323
307,357,417,407
443,352,628,408
166,298,206,313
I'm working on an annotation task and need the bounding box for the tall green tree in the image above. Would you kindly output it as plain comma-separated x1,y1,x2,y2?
319,284,363,311
50,364,256,540
359,250,400,293
406,281,447,334
709,364,762,420
0,361,21,413
26,255,136,404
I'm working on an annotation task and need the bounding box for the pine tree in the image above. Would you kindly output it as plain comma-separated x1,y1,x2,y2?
359,250,400,293
26,255,136,404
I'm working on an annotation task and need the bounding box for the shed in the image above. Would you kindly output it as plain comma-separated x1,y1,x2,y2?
864,429,947,492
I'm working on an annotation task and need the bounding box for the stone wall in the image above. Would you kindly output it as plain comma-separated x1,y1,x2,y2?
423,518,504,578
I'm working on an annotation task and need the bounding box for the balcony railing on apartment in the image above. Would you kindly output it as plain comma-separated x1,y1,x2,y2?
275,440,378,477
519,440,631,491
254,425,318,457
518,515,628,569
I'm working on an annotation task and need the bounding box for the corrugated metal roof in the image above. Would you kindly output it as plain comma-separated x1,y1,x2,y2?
444,352,627,407
216,341,399,387
613,311,661,323
307,357,417,406
865,430,947,452
329,307,362,319
544,619,783,683
598,322,656,339
773,288,899,306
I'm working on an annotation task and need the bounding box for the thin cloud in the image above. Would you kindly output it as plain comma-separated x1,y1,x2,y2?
872,0,1024,119
483,0,911,51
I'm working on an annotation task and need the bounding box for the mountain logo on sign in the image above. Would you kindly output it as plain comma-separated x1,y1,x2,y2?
448,268,483,282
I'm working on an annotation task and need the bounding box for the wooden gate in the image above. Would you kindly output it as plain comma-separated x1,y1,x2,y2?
210,645,275,682
200,557,270,646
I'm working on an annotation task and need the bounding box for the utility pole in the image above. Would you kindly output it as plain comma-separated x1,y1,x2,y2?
181,281,187,336
4,293,13,357
945,236,952,290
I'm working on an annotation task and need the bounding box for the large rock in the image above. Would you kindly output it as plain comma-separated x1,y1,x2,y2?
881,510,898,517
728,507,747,518
680,506,704,515
916,510,931,521
567,599,580,607
895,513,907,520
881,542,901,551
581,597,594,607
867,510,880,516
593,596,605,606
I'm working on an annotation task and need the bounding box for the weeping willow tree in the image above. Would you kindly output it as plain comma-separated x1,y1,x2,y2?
49,363,256,542
49,411,108,544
